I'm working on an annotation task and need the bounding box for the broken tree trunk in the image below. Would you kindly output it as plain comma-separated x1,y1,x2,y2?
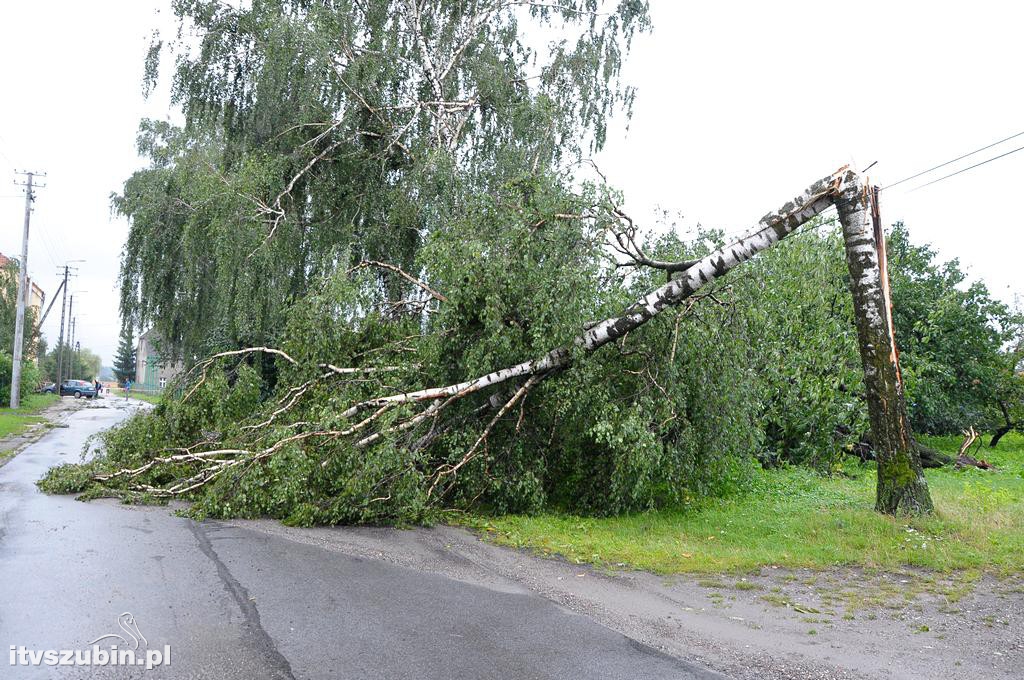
956,427,996,469
852,433,952,469
835,171,934,515
989,401,1015,448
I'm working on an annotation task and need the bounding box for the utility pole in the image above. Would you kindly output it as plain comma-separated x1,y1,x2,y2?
34,276,64,335
65,296,74,380
53,262,82,387
9,170,45,408
55,266,70,386
68,317,76,379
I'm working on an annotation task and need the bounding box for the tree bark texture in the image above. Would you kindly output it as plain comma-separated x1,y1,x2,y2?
835,171,934,514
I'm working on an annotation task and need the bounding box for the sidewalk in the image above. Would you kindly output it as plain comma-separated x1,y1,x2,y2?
0,398,87,469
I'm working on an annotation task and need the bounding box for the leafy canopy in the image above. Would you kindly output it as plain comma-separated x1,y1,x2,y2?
117,0,650,364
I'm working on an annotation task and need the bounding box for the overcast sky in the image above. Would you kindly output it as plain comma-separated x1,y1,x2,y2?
2,1,1021,365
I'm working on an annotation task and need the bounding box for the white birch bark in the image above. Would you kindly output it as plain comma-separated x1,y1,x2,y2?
835,170,933,514
341,171,844,418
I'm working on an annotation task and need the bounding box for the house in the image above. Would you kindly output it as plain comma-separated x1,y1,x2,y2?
0,252,46,318
135,329,184,391
0,252,45,361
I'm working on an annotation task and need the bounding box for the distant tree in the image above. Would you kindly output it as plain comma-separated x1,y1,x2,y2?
38,343,102,382
1,260,39,359
116,0,650,367
987,339,1024,447
1,260,40,400
113,326,136,383
886,223,1024,437
72,348,103,381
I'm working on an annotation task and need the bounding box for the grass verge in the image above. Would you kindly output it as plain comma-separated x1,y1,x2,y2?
462,433,1024,574
0,393,61,462
111,389,163,405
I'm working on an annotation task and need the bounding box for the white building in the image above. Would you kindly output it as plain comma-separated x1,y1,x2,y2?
135,329,183,391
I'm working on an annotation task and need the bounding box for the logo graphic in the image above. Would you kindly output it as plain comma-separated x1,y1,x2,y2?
9,612,171,670
90,612,148,650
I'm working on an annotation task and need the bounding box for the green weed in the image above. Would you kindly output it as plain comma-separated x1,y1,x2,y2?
463,433,1024,574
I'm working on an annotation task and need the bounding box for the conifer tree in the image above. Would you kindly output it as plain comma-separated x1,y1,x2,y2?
113,326,136,383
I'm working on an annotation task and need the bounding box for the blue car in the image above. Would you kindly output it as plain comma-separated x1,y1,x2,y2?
60,380,97,399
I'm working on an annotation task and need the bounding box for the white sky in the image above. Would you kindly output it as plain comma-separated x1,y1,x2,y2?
1,1,1021,365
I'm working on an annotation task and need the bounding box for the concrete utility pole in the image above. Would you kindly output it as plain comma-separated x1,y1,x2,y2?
54,266,70,386
34,276,64,335
68,315,76,379
9,171,44,408
65,295,74,380
53,262,82,387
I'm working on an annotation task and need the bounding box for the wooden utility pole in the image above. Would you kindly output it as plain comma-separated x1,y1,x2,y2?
835,170,933,514
9,171,44,408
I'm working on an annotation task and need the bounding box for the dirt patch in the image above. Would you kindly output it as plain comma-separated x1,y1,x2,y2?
225,519,1023,680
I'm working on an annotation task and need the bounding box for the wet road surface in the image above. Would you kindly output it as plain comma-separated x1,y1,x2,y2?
0,400,723,679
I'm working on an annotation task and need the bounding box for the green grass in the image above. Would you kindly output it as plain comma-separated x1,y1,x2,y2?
464,433,1024,574
112,388,163,405
0,393,60,452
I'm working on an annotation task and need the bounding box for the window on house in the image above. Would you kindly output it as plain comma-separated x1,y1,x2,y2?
159,378,167,389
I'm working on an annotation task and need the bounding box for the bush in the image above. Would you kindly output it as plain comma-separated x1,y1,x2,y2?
0,352,41,404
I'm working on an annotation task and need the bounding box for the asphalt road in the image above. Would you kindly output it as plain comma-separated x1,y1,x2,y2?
0,400,723,679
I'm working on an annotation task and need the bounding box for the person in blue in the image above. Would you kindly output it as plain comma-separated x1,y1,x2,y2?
123,378,132,399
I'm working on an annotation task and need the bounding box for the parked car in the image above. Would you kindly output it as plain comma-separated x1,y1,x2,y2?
60,380,98,399
39,382,57,394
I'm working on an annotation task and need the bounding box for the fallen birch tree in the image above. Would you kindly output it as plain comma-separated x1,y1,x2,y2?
45,166,938,518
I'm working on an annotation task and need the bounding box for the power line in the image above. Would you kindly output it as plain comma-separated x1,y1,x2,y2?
909,143,1024,192
0,136,17,167
33,222,61,268
35,222,67,268
882,129,1024,190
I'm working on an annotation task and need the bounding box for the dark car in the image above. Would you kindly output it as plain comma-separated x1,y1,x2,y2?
60,380,98,399
39,382,57,394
